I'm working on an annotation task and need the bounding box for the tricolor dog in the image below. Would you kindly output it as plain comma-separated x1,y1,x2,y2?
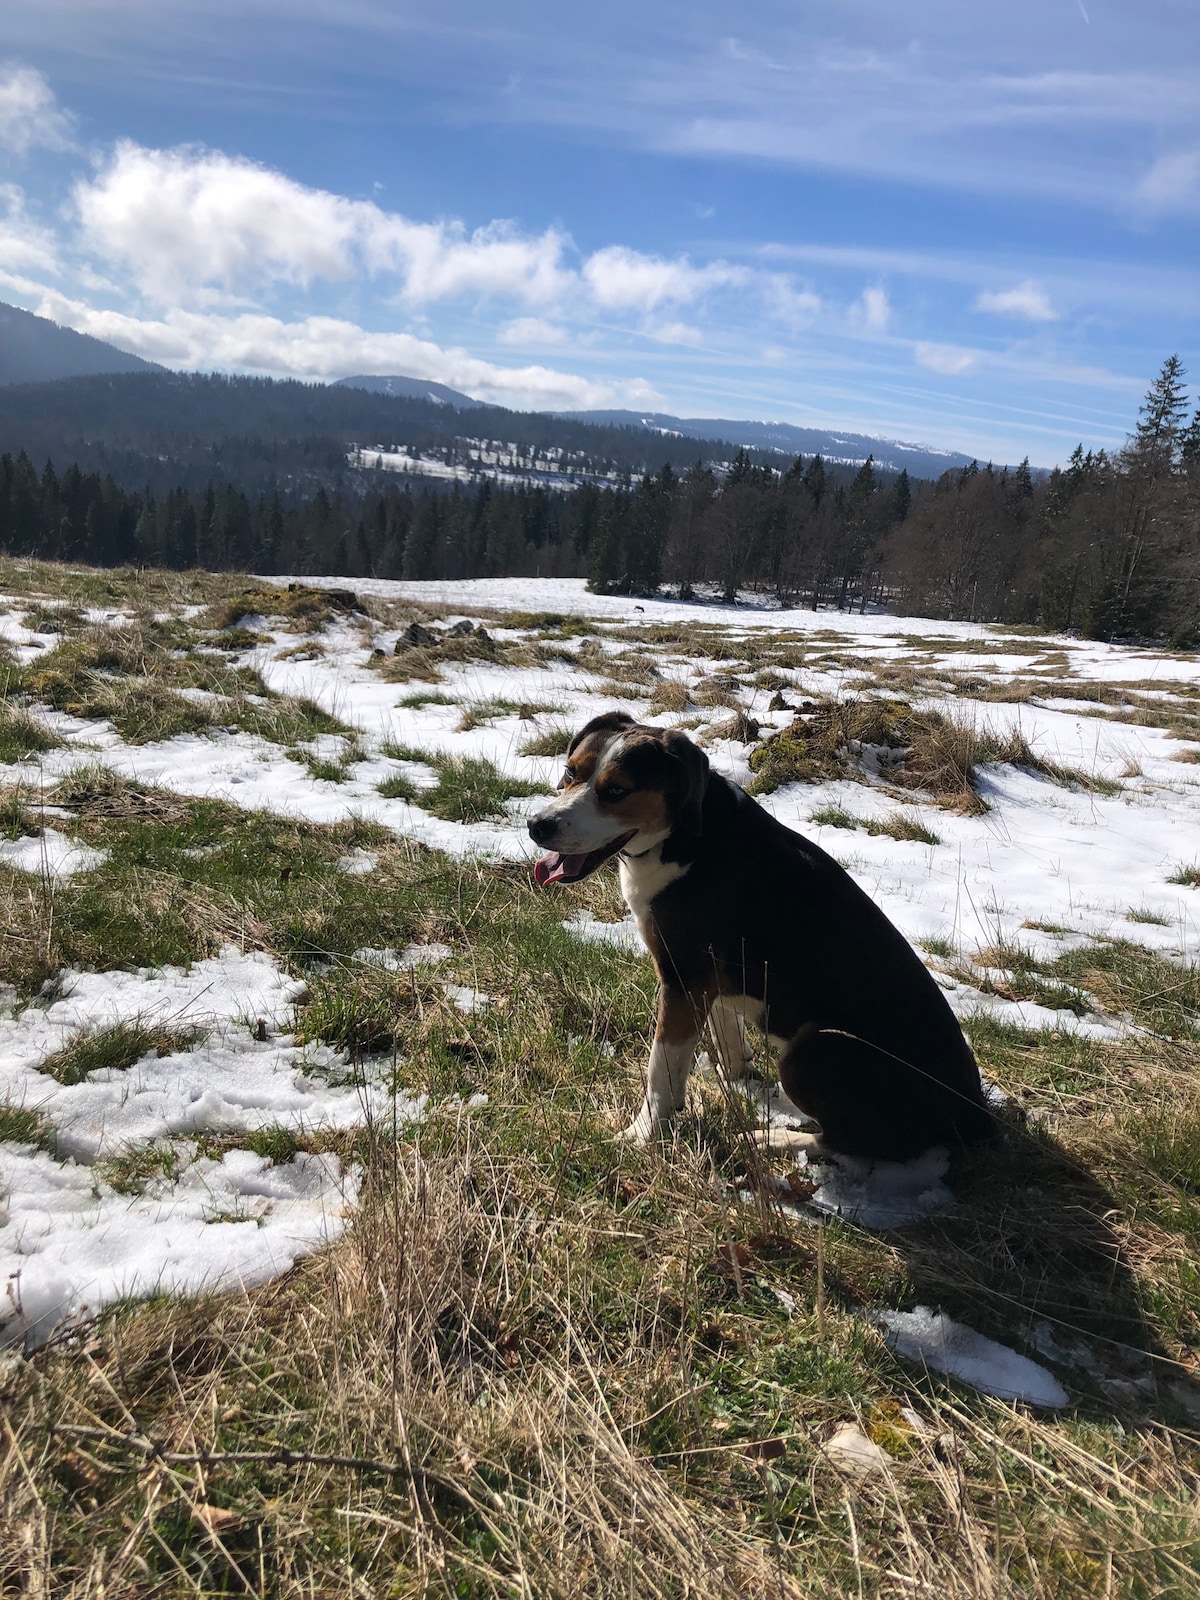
529,712,991,1158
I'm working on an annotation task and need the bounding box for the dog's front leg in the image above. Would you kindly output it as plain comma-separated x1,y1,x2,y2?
708,994,757,1082
619,985,703,1143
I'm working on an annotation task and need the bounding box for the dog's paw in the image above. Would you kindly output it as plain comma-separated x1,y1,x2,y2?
751,1127,822,1153
617,1104,668,1144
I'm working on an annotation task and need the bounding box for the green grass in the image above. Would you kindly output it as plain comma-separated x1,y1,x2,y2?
288,736,364,784
396,690,458,709
1043,938,1200,1039
0,702,60,763
809,803,859,830
95,1141,183,1196
518,724,575,757
378,739,434,764
8,620,349,748
1168,862,1200,887
421,754,549,823
293,969,411,1057
808,805,940,845
455,696,526,731
374,749,551,822
965,939,1093,1017
0,1101,55,1148
865,811,942,846
5,572,1200,1596
376,771,422,801
37,1022,204,1086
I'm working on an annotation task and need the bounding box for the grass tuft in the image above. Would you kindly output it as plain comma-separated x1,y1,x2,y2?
519,724,575,758
38,1022,204,1086
0,1101,55,1148
423,754,549,823
0,702,60,763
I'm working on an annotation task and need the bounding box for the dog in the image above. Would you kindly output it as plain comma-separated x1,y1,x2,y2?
528,711,992,1159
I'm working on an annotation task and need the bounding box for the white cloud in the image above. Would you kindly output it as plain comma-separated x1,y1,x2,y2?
646,321,704,346
496,316,570,346
974,279,1057,321
74,141,575,308
581,245,744,311
1134,149,1200,216
851,285,891,332
914,341,978,376
0,62,74,155
0,185,59,277
31,292,661,412
762,275,823,328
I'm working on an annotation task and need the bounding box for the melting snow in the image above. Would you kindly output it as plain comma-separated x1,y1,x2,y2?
797,1147,955,1231
0,829,106,880
0,946,424,1350
874,1306,1069,1408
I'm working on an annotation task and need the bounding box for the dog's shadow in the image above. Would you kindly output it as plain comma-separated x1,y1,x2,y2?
724,1092,1199,1424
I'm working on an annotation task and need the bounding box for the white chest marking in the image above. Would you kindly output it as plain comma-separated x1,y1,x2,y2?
619,845,689,942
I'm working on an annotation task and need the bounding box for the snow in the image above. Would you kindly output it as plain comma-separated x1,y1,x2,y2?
560,911,643,951
353,943,452,972
2,573,1198,1345
792,1147,956,1231
0,946,423,1350
3,1147,354,1352
874,1306,1069,1408
0,829,106,880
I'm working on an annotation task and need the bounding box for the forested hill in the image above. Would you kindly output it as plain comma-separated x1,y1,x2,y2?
0,302,159,386
558,408,977,477
0,371,794,497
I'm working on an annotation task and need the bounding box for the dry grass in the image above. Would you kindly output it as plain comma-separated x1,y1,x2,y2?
4,574,1200,1596
747,699,1124,811
6,1035,1200,1597
748,698,992,813
647,679,692,716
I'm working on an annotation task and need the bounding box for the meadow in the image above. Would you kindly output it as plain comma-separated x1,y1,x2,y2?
1,560,1198,1597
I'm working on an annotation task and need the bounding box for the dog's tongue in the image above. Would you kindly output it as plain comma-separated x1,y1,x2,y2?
533,850,588,887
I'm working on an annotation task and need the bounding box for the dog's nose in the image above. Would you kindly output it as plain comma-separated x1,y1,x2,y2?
528,813,557,846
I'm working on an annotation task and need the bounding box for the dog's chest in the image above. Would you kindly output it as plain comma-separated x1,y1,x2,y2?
619,849,689,941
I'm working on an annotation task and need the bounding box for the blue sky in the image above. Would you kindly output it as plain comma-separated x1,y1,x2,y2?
1,0,1198,464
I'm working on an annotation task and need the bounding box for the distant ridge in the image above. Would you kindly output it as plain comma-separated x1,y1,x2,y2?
0,301,160,386
335,373,485,408
558,409,980,476
333,372,984,475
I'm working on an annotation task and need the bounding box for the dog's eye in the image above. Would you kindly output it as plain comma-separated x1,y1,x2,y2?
597,784,629,803
559,768,576,789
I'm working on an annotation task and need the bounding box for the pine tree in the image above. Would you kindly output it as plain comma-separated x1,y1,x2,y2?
1134,355,1188,463
893,468,911,522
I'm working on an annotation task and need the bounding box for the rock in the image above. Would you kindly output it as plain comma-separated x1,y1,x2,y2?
397,621,439,650
446,618,475,637
821,1423,891,1482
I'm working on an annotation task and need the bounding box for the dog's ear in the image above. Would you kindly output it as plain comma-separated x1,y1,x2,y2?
567,710,635,758
663,729,710,835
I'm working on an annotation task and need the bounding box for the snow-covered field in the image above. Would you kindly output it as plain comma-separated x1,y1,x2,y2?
1,574,1198,1387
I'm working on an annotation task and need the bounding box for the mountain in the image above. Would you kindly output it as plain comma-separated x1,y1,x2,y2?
334,373,484,408
335,374,986,474
0,301,160,387
559,409,980,476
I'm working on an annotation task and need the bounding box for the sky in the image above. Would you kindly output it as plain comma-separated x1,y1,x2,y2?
1,0,1198,465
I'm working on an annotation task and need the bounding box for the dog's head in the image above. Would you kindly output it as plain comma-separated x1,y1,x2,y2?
528,712,710,886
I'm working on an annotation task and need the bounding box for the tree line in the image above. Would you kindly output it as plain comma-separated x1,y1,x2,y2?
0,358,1195,643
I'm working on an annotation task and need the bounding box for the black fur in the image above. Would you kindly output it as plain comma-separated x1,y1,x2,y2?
646,771,992,1159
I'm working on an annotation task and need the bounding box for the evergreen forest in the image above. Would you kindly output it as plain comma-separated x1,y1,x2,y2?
0,357,1196,643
